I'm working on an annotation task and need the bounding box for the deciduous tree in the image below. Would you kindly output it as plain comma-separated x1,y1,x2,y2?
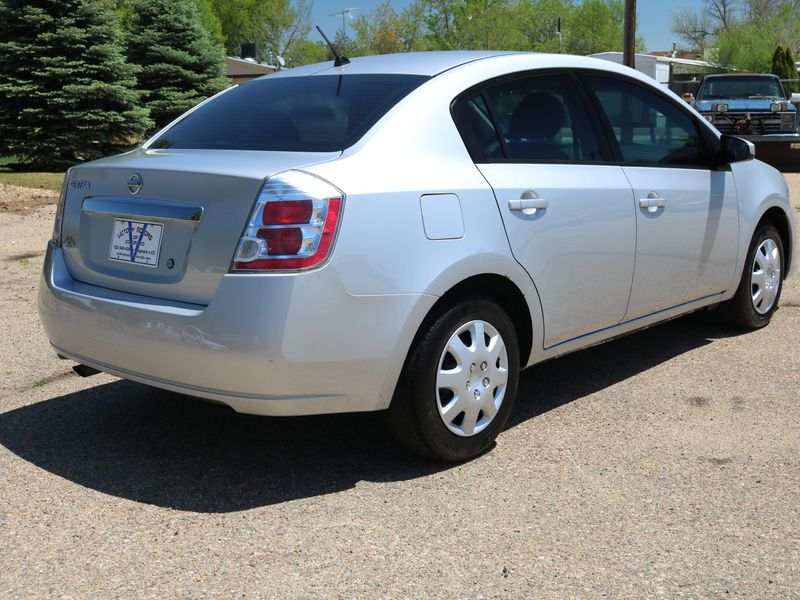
351,1,431,55
194,0,225,47
564,0,628,55
259,0,312,59
673,0,739,52
285,38,327,67
672,9,715,52
716,4,800,71
211,0,312,65
674,0,800,71
512,0,573,53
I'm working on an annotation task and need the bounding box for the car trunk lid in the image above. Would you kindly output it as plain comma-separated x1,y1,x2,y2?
60,148,340,305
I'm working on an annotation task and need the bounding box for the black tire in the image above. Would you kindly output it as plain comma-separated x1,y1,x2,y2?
385,299,520,462
721,223,784,329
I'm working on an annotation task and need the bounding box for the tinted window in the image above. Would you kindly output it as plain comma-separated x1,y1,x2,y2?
586,75,709,166
453,74,603,163
150,74,429,152
452,94,504,161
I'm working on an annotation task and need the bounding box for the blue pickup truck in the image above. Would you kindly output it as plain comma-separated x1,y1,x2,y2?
693,73,797,135
692,73,800,170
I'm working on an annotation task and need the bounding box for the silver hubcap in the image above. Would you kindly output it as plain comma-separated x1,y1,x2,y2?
435,320,508,437
751,238,781,315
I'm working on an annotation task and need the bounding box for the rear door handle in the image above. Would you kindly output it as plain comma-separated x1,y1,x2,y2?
508,198,549,212
639,193,666,210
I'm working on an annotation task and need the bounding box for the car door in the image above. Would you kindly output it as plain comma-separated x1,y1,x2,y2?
453,72,637,348
582,74,739,321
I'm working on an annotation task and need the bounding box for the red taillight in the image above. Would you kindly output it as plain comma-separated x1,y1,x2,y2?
233,171,344,271
257,227,303,255
263,200,313,225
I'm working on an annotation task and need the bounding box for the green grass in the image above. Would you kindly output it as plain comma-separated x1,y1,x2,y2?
0,156,64,191
0,171,64,191
19,258,29,266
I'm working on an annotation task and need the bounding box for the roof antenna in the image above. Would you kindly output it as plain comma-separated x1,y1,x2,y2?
316,25,350,67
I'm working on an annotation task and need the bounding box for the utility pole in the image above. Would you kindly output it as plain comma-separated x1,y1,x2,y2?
623,0,636,68
556,17,562,50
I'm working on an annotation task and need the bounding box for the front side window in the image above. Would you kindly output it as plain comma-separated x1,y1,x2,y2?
149,74,429,152
585,75,709,167
453,74,604,163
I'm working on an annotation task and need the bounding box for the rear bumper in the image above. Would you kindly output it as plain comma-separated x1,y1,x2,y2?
38,243,435,416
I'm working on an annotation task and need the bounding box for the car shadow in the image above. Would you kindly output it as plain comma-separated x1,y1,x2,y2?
0,312,744,513
507,311,742,427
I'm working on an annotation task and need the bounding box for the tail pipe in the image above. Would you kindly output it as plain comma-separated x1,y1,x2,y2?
72,364,101,378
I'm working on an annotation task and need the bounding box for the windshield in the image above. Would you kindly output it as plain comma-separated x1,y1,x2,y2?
697,77,784,101
149,74,430,152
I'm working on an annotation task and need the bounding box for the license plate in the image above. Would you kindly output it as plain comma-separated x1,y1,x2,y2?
108,219,164,267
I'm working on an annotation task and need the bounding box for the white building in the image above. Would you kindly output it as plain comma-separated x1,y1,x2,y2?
591,52,718,87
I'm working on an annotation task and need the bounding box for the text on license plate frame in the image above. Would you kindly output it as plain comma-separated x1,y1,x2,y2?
108,219,164,268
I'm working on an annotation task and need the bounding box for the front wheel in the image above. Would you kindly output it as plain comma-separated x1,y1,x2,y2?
721,224,784,329
385,299,520,461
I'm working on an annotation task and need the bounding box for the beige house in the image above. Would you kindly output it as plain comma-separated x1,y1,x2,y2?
224,56,276,85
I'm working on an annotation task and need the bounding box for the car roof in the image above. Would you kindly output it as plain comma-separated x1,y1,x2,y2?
270,51,524,78
268,50,667,83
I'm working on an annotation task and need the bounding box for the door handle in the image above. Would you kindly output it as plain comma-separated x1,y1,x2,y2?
508,198,549,213
639,193,666,210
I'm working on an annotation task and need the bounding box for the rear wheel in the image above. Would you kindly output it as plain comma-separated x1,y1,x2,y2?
721,224,784,329
385,299,520,461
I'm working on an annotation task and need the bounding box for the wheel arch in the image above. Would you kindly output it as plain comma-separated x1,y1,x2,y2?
757,206,793,277
407,273,537,370
730,160,797,282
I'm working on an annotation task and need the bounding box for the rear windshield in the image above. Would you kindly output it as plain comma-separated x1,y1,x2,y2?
148,74,429,152
697,77,784,101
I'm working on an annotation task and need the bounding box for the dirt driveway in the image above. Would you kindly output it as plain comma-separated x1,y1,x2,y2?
1,182,799,597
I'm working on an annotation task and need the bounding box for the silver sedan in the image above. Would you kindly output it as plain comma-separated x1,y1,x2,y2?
39,51,797,461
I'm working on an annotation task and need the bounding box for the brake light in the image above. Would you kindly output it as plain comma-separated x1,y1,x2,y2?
257,227,303,255
233,171,344,271
263,200,313,225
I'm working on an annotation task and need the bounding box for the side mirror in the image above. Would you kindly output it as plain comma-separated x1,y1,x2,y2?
719,135,755,165
791,92,800,105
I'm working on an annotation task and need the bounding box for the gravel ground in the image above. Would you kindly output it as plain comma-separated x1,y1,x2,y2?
1,182,799,598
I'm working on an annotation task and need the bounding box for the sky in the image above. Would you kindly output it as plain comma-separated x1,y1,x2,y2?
310,0,702,53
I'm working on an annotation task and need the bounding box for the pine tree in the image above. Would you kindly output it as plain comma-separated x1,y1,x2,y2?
783,46,798,94
771,46,786,77
125,0,228,129
0,0,152,170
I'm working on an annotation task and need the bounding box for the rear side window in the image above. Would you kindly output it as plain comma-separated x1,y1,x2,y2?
453,74,604,163
149,74,429,152
451,95,504,161
585,75,709,166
